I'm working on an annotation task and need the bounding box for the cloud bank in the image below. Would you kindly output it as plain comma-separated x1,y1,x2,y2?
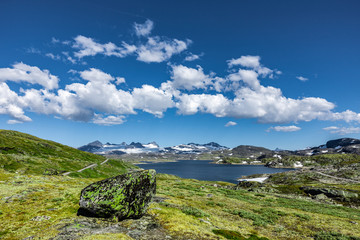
2,20,360,129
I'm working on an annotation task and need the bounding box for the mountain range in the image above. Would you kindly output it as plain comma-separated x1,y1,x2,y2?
78,138,360,158
78,141,229,155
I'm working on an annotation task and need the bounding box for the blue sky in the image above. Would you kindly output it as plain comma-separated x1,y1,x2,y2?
1,0,360,149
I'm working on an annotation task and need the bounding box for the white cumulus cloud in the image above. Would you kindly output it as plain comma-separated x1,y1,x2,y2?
228,55,261,68
134,19,154,37
227,55,279,79
296,76,308,81
2,53,360,127
45,53,61,61
73,35,137,58
136,37,190,63
0,63,59,89
115,77,126,85
0,83,32,123
176,93,230,117
185,53,201,61
92,114,126,126
225,121,237,127
170,65,211,90
132,84,174,117
323,126,360,135
267,125,301,132
227,69,260,90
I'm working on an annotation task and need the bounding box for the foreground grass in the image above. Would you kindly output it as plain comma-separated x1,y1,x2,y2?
1,168,360,240
152,174,360,240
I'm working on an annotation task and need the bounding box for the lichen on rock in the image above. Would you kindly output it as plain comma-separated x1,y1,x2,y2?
78,169,156,220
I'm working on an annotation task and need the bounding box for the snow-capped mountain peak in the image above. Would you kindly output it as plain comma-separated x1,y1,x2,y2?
78,141,228,155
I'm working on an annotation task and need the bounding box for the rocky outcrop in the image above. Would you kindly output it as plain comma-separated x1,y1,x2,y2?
301,186,359,201
326,138,360,149
231,145,273,158
234,180,278,193
78,169,156,220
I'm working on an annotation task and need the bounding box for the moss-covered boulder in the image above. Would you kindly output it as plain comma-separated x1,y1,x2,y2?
78,169,156,220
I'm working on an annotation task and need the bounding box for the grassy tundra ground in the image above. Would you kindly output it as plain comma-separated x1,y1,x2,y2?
1,169,360,240
1,130,360,239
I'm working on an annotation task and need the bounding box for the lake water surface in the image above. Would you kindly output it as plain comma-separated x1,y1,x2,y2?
137,160,293,184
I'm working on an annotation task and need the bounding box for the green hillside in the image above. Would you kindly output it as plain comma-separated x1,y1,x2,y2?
0,130,133,176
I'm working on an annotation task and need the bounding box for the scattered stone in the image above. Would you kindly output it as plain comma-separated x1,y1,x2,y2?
207,194,213,198
150,207,162,211
22,236,34,240
234,181,262,190
78,169,156,220
200,219,211,225
43,169,64,175
55,215,169,240
31,215,51,221
152,196,168,203
314,193,329,201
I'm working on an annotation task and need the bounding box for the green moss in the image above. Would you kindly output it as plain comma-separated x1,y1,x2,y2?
181,205,210,218
314,231,360,240
212,230,270,240
293,212,311,220
212,229,245,239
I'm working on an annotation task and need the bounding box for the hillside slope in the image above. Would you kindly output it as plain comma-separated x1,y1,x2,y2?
0,130,106,175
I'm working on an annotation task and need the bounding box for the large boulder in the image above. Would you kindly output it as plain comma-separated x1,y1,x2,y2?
78,169,156,220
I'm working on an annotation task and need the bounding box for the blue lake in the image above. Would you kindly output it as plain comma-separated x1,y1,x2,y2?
136,160,293,184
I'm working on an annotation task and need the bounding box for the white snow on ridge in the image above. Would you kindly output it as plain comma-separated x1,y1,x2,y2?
143,143,159,149
293,161,303,168
172,146,194,152
238,177,268,183
122,148,146,154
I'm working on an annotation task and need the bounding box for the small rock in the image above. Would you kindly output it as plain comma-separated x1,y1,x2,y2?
31,215,51,221
150,207,162,211
152,196,168,203
200,219,211,225
22,236,34,240
213,184,218,187
314,193,329,200
206,194,213,198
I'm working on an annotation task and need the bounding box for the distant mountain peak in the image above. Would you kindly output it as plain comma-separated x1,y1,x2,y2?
326,138,360,148
78,140,103,152
88,140,103,147
143,142,159,148
129,142,145,148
